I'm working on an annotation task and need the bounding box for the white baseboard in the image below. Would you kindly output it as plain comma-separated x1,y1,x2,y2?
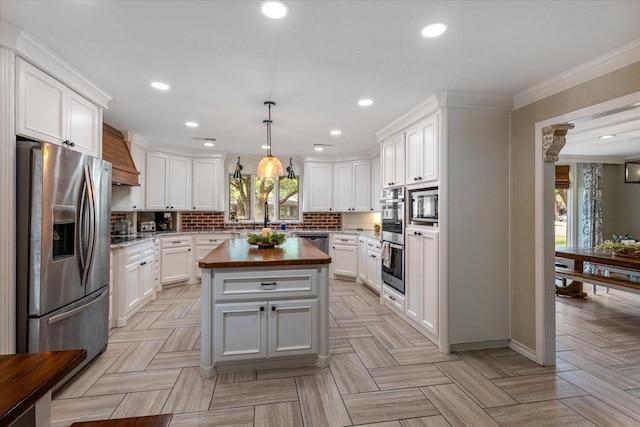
509,339,537,363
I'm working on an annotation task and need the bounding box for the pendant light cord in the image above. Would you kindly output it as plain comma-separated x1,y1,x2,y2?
265,102,273,156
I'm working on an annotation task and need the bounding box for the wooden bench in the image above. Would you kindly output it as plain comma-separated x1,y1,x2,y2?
555,266,640,295
70,414,173,427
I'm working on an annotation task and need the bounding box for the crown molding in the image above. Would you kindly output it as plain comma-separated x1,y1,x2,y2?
558,155,626,165
0,21,112,108
514,38,640,110
375,90,513,141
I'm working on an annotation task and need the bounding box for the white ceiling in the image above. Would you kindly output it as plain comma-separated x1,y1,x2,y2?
2,1,640,158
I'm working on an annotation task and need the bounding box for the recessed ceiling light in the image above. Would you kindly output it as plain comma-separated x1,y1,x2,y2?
358,99,373,107
315,147,324,152
599,134,615,139
185,121,199,128
261,0,288,19
422,23,448,38
150,81,170,91
203,142,214,147
330,130,342,136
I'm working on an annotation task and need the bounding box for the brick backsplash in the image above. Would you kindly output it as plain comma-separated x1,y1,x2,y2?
110,212,128,233
180,211,341,231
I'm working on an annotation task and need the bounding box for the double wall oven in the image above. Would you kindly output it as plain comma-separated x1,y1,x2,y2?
381,188,405,293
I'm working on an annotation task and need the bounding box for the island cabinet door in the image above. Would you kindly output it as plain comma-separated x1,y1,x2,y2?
213,302,268,361
268,299,318,357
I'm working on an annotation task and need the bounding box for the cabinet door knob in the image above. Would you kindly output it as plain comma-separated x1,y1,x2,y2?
166,206,169,209
271,306,276,311
193,206,196,209
171,206,174,209
260,306,265,312
418,176,422,180
188,248,191,251
132,205,136,208
69,141,75,147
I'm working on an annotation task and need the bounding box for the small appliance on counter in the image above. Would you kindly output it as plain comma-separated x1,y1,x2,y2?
113,219,132,235
138,221,156,232
154,212,172,231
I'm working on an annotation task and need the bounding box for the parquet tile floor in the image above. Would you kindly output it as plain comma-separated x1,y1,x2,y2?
51,281,640,426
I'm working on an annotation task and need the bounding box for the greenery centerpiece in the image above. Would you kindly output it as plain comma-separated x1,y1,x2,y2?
247,232,286,248
595,240,640,258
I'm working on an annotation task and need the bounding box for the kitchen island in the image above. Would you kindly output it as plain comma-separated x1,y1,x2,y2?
199,237,331,377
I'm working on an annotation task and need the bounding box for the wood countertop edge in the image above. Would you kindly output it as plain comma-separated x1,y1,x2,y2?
200,257,332,269
0,349,87,425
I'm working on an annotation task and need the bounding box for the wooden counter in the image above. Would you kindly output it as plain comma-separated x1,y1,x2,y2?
0,349,86,426
199,237,331,268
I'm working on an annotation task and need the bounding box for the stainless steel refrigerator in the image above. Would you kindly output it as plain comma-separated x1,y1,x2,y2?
16,140,111,382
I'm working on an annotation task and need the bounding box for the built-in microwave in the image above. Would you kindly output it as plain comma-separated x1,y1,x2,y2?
409,188,438,224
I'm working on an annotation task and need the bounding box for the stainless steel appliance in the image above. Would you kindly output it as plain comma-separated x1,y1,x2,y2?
382,242,404,294
381,188,404,245
138,221,156,232
298,234,329,254
381,188,405,293
16,140,111,386
409,187,438,225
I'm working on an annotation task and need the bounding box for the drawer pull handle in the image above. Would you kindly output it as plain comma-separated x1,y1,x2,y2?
172,241,181,244
261,282,277,286
260,306,265,312
388,295,396,301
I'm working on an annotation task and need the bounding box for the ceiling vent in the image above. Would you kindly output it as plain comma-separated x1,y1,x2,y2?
102,123,140,186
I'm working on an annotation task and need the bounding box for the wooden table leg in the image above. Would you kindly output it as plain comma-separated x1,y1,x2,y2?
556,260,588,299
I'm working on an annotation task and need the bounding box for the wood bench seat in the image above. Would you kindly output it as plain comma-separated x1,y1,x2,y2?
555,267,640,294
69,414,173,427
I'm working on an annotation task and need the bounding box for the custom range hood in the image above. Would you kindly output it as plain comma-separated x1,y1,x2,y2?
102,123,140,186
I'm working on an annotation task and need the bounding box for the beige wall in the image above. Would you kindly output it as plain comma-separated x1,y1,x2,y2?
510,62,640,351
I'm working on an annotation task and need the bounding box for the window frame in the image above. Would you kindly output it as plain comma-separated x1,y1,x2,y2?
227,173,302,223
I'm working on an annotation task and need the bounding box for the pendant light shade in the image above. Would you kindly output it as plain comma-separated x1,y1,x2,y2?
257,101,284,179
286,157,296,179
233,157,243,179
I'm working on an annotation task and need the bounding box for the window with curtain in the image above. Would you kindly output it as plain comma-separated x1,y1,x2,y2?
555,165,570,246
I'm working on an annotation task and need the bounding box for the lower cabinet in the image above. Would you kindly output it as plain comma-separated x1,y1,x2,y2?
193,234,235,281
213,299,318,362
160,235,192,285
405,226,439,337
111,240,156,327
366,247,382,293
357,236,382,294
331,234,358,278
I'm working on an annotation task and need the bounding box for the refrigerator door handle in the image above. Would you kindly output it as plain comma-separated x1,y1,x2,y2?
81,165,96,288
47,289,107,325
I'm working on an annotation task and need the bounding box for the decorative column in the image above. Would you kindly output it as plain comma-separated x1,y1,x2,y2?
542,123,574,162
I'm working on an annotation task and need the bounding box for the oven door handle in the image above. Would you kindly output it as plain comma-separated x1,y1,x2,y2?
386,243,404,250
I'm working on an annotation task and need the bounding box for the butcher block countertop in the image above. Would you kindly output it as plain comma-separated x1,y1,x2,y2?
0,349,86,426
199,237,331,268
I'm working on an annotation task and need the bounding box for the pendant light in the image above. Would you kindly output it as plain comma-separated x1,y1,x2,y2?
233,157,243,179
286,158,296,179
257,101,284,179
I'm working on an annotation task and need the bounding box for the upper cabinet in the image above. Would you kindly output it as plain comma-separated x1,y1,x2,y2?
370,156,381,211
16,58,101,157
381,133,405,188
332,160,371,212
303,162,333,212
146,152,192,210
406,113,439,186
192,158,225,211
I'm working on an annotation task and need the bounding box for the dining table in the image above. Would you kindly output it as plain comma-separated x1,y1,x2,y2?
555,246,640,298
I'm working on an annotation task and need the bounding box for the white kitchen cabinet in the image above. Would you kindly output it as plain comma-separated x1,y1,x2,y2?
160,235,192,285
129,144,146,210
331,234,358,278
17,58,101,157
381,133,405,188
214,301,268,361
406,114,439,186
146,152,192,210
332,161,370,212
357,237,368,283
111,142,146,211
303,162,333,212
370,155,381,212
192,158,225,211
405,226,439,337
112,240,156,327
268,299,318,357
366,243,382,293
